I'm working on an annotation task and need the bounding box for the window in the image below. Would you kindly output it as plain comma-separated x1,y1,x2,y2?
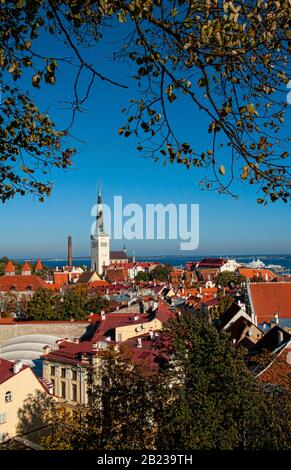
50,366,55,376
0,413,7,424
4,391,12,403
72,384,77,402
61,368,66,378
0,432,7,442
61,381,66,399
51,379,55,392
72,370,77,381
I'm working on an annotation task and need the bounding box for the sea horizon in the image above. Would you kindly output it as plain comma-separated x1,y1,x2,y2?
11,253,291,272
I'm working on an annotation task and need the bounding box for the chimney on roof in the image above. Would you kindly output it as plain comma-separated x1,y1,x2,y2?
274,313,279,324
149,330,155,341
43,345,52,354
13,360,23,374
137,337,142,348
278,328,284,346
68,235,73,267
101,310,106,320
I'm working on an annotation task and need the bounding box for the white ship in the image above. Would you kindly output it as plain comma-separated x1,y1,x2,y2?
246,258,285,273
247,258,265,269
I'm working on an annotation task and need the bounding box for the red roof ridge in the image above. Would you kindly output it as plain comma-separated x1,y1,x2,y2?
35,258,43,271
5,260,15,272
22,262,31,271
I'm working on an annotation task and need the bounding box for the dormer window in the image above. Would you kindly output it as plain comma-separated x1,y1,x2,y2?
25,285,33,291
9,286,16,291
5,391,12,403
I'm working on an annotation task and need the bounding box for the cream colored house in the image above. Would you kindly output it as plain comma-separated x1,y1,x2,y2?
0,359,48,442
115,317,163,342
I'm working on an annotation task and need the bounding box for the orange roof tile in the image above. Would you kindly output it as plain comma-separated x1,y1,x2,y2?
89,280,110,288
0,274,51,292
22,262,31,272
249,283,291,322
35,258,43,271
4,260,15,273
240,268,276,281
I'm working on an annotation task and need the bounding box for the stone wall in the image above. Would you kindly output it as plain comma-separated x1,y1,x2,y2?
0,321,91,344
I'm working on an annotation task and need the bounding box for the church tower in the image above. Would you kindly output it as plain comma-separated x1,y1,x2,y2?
91,184,110,275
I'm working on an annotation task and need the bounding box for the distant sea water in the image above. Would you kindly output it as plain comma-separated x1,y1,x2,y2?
17,254,291,273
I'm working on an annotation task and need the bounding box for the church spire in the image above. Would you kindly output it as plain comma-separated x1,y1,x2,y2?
91,183,110,274
98,182,102,205
95,183,105,234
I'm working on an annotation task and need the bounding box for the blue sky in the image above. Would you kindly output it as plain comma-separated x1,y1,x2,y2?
0,21,290,258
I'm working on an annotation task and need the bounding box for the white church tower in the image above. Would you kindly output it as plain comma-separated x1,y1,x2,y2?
91,184,110,275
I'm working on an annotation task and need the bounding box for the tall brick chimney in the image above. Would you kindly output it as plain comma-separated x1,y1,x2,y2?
68,235,73,267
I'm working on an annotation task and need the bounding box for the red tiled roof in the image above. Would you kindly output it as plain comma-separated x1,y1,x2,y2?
35,258,43,271
198,258,226,268
124,334,164,370
53,272,69,287
0,274,52,292
136,262,159,268
4,260,15,273
0,317,15,324
92,312,149,342
249,283,291,322
240,268,276,281
42,302,173,366
22,262,31,272
110,251,129,260
155,301,176,323
0,358,29,385
257,341,291,388
89,280,110,288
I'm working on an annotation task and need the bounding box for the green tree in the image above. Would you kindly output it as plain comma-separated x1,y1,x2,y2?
41,314,291,450
28,288,59,320
42,345,159,450
0,1,290,203
215,271,246,288
149,264,172,282
209,293,234,320
156,313,291,450
62,286,88,320
86,294,110,314
134,271,150,282
0,257,23,275
0,257,9,275
0,291,18,317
